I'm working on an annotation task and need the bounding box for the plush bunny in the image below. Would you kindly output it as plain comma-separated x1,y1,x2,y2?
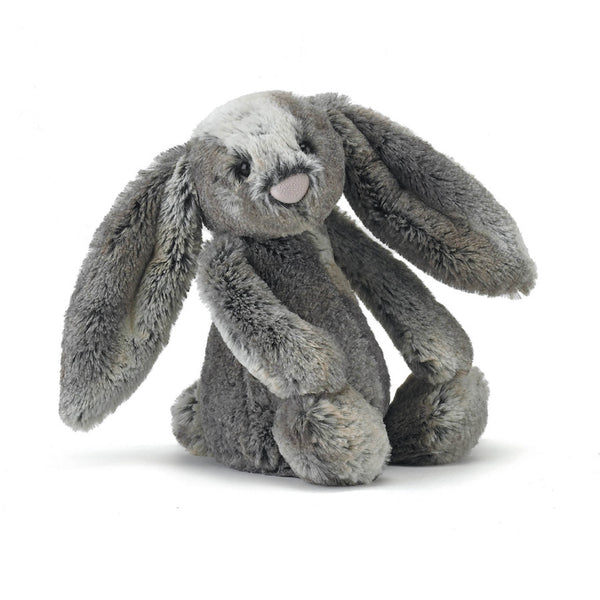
60,91,536,485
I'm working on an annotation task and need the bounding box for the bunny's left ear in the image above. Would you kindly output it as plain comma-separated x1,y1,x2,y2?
313,95,536,297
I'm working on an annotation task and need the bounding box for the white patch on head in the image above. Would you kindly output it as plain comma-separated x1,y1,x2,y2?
192,92,299,155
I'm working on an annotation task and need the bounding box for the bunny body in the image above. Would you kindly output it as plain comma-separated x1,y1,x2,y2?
60,91,535,485
173,228,391,481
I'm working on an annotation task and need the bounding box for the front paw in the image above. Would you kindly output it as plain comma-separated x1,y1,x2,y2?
273,386,391,486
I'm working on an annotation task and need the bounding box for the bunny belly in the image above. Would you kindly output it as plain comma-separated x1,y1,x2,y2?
244,232,390,412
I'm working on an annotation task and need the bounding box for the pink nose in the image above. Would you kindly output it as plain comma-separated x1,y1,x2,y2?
269,173,310,204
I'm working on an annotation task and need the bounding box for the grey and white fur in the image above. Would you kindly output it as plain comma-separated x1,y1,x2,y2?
60,91,536,485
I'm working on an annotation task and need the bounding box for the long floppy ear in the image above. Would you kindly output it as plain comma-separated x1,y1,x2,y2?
60,144,203,431
313,94,536,296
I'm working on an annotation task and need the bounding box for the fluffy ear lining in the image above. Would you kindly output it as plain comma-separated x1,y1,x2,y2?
60,145,203,431
322,99,536,296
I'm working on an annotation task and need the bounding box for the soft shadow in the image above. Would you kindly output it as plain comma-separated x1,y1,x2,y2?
63,444,316,492
61,438,526,491
381,438,527,487
459,438,525,465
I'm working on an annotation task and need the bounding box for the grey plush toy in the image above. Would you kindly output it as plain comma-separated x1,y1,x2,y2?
60,91,536,485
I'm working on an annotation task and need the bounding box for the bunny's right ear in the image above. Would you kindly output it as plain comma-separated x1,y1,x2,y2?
60,144,203,431
312,94,536,297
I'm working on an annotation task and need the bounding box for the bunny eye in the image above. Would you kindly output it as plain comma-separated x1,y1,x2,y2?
234,160,251,180
299,141,314,154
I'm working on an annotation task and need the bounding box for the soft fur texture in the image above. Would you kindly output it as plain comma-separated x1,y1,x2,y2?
60,147,202,431
60,91,536,485
273,386,391,486
384,368,489,465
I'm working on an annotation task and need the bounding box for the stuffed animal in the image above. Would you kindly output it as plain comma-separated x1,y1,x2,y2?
59,91,536,485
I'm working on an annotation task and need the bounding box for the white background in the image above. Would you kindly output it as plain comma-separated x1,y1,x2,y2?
1,1,598,598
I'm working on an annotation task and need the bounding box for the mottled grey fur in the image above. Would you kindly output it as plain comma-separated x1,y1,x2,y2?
60,91,536,485
188,231,390,483
326,209,473,384
60,146,202,430
273,386,391,486
197,233,349,401
315,95,537,296
384,368,489,465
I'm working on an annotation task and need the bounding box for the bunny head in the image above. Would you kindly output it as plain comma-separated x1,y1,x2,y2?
188,91,345,239
60,91,536,431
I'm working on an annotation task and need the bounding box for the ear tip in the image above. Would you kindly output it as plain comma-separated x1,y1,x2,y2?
492,256,537,298
59,400,94,432
59,382,113,432
517,261,538,296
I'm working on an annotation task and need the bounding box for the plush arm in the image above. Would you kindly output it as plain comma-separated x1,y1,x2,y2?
197,233,348,398
326,209,473,384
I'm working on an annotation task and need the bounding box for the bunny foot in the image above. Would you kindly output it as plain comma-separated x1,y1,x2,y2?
272,386,391,486
384,367,488,465
171,382,210,456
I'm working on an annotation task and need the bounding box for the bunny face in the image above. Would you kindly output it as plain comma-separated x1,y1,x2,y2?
188,91,346,239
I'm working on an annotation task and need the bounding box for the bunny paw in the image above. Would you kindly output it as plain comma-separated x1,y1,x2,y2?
171,382,210,456
385,367,488,465
272,386,390,485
